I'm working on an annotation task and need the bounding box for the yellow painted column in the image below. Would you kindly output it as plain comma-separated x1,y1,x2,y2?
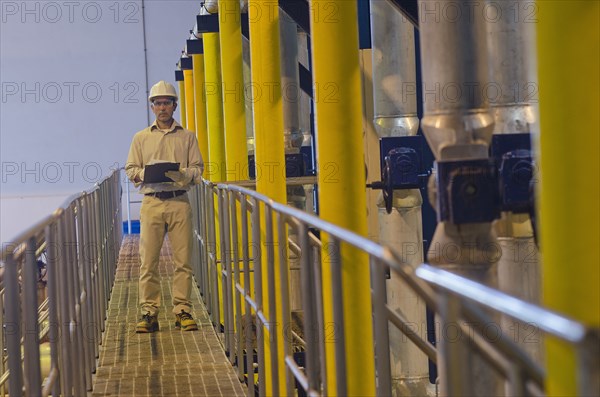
537,1,600,395
184,68,196,132
177,78,187,128
203,33,227,182
219,0,249,181
204,32,227,326
309,0,375,395
248,1,288,395
193,53,209,162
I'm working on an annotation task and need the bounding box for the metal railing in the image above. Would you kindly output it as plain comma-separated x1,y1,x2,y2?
0,169,122,396
190,179,599,396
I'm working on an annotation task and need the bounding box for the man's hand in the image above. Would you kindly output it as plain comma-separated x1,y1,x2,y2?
134,170,144,183
165,169,192,187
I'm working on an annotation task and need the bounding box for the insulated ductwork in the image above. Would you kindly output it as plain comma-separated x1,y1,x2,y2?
280,11,304,153
202,0,248,14
419,0,497,276
370,1,431,395
418,0,502,395
486,0,542,365
203,0,219,14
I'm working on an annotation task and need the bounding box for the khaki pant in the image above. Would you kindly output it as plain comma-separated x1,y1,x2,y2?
139,194,193,316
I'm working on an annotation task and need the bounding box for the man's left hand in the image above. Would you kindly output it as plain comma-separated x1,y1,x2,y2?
165,169,192,187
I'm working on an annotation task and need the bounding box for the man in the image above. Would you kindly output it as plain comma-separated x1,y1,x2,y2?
125,80,203,333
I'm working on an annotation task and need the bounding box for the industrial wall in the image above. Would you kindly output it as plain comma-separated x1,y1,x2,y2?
0,0,199,241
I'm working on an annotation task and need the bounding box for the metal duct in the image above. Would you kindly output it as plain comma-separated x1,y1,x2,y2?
203,0,219,14
486,0,542,365
280,11,304,152
418,0,501,395
370,0,431,395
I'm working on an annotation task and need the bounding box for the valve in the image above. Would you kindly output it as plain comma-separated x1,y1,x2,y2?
367,136,430,213
437,160,501,224
491,134,535,214
499,149,534,213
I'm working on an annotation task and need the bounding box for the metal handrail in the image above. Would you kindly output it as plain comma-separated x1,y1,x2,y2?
0,169,122,397
190,178,599,397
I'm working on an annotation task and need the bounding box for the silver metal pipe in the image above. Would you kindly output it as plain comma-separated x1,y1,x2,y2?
487,0,537,136
418,1,500,394
370,0,418,138
370,1,431,393
280,10,303,152
486,0,542,365
419,1,494,161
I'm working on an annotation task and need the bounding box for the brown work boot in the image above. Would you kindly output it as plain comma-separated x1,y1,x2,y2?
175,310,198,331
136,313,159,333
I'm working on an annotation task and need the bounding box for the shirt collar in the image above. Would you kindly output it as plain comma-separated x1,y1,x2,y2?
150,120,183,133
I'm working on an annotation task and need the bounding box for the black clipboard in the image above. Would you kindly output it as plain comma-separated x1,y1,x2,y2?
143,162,180,183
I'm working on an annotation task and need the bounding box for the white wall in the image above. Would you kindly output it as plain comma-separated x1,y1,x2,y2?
0,0,200,242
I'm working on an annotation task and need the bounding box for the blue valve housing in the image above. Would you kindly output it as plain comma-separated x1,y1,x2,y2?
437,160,501,224
379,136,427,190
491,134,534,213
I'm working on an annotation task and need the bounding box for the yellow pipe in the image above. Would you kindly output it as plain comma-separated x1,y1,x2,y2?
219,0,249,182
248,1,288,395
193,54,209,162
177,79,187,128
310,0,375,395
203,33,227,182
537,1,600,395
184,69,196,132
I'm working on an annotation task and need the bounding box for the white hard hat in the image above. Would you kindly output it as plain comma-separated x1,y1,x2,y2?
148,80,178,102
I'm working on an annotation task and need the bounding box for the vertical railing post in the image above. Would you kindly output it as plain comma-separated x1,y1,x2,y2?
578,329,600,396
4,251,23,396
370,257,392,396
298,223,320,393
264,206,280,395
208,186,220,327
251,198,265,397
328,238,347,397
23,237,42,395
220,189,235,361
57,215,73,397
437,292,467,396
0,283,5,396
240,194,255,397
76,198,93,390
66,207,84,396
126,176,132,235
276,213,294,396
45,223,62,396
87,193,102,356
312,243,328,395
230,192,244,381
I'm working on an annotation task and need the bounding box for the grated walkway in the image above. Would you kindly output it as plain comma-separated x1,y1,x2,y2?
92,235,245,396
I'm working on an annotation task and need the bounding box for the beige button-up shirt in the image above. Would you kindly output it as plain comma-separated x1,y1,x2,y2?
125,120,203,194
